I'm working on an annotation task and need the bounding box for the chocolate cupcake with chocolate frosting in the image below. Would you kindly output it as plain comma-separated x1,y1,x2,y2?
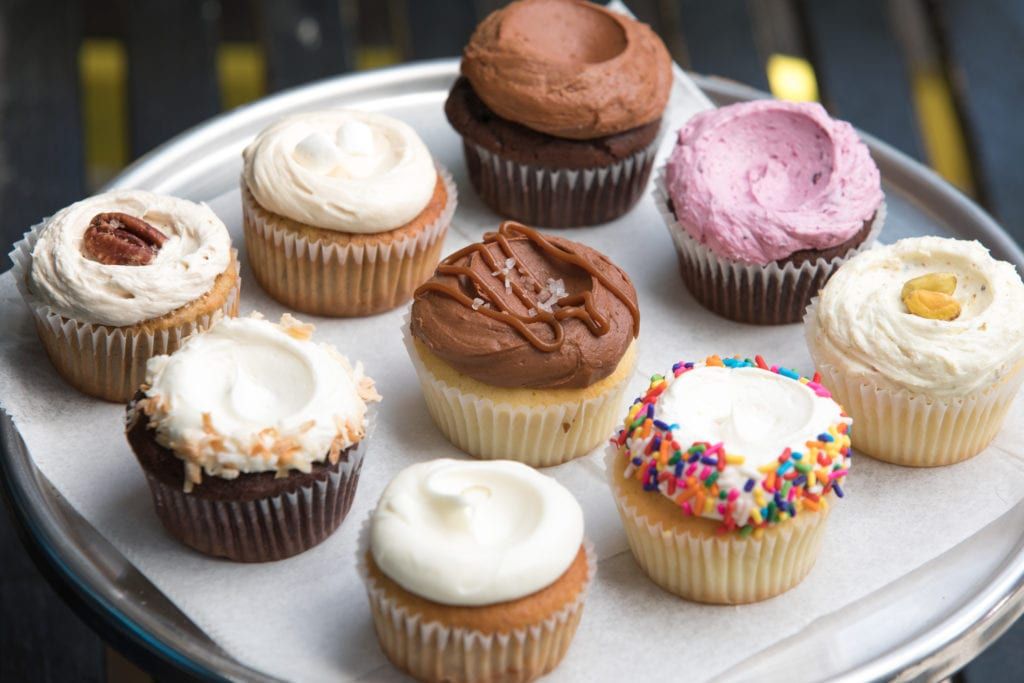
405,221,639,466
446,0,671,227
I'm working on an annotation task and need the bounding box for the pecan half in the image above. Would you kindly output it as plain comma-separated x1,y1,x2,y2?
82,212,168,266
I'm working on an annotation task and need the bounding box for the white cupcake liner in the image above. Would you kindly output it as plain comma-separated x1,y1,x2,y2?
243,165,456,317
804,299,1024,466
655,170,885,325
402,320,634,467
605,446,830,604
357,515,595,683
10,227,239,403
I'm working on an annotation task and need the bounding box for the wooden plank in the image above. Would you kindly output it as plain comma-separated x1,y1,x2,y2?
800,0,925,160
0,0,86,257
256,0,354,92
123,1,221,157
402,0,479,60
935,0,1024,240
675,0,769,91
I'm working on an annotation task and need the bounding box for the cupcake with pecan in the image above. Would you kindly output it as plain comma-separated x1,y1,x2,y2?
407,221,639,466
446,0,671,227
10,190,238,402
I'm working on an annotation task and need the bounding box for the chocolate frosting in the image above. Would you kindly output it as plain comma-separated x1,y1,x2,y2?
411,222,639,389
461,0,671,140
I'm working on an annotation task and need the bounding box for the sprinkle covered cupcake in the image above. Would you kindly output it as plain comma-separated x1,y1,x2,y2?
805,236,1024,467
607,355,852,603
659,100,884,324
359,458,593,683
10,190,238,402
126,313,380,562
446,0,671,227
407,221,640,466
242,110,456,316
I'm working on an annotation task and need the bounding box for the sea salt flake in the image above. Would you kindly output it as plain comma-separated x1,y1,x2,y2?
471,297,486,311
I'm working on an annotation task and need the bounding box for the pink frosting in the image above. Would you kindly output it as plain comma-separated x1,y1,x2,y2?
664,100,882,264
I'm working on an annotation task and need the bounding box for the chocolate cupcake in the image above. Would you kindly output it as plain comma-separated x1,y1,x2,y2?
406,221,639,467
126,313,380,562
446,0,671,227
658,100,885,324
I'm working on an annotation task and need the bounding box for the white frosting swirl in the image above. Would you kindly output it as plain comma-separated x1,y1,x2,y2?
242,110,437,233
809,237,1024,396
29,190,232,327
370,459,584,606
141,314,380,481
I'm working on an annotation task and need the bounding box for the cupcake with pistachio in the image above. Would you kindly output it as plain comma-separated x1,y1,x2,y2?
805,236,1024,466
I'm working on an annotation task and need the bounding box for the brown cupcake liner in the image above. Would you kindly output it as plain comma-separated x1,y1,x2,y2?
10,227,240,402
142,437,366,562
655,171,885,325
242,166,456,317
462,131,660,228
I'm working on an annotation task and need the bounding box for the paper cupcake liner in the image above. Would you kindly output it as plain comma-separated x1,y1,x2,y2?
605,447,829,604
357,516,594,683
243,166,456,317
10,227,240,403
143,438,365,562
804,300,1024,467
402,322,633,467
655,171,885,325
462,129,660,228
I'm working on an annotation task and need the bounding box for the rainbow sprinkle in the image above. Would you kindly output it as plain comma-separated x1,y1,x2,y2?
613,355,853,536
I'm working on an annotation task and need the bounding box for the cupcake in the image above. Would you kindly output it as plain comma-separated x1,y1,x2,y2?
126,313,380,562
242,109,456,316
445,0,671,227
805,236,1024,467
10,190,238,402
406,220,639,466
658,100,884,324
359,458,593,683
607,355,852,604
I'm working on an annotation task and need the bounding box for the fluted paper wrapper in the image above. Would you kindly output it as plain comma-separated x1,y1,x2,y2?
357,517,594,683
805,300,1024,467
656,171,885,325
605,447,829,604
9,227,240,403
402,322,632,467
243,167,456,317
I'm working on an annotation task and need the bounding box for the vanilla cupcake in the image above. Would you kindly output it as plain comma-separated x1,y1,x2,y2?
359,458,593,683
607,355,852,604
805,236,1024,467
10,190,238,402
126,313,380,562
242,110,456,317
406,221,639,466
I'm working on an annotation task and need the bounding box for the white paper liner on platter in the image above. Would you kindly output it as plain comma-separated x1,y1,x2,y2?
402,320,633,467
242,166,456,317
605,446,830,604
356,514,595,683
10,227,240,403
655,170,885,325
804,299,1024,467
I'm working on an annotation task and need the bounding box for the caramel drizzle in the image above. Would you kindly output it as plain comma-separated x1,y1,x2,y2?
415,221,640,353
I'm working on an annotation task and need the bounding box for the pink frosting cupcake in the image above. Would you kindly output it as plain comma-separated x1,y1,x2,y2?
657,100,884,324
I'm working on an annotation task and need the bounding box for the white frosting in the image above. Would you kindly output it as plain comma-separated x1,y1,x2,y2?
29,190,232,327
370,459,584,606
141,314,379,482
810,236,1024,396
242,110,437,233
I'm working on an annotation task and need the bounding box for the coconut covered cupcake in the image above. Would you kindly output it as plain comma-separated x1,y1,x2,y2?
242,109,456,316
11,190,238,402
407,221,639,466
360,458,593,683
126,313,380,562
659,100,884,324
805,236,1024,467
607,355,852,604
